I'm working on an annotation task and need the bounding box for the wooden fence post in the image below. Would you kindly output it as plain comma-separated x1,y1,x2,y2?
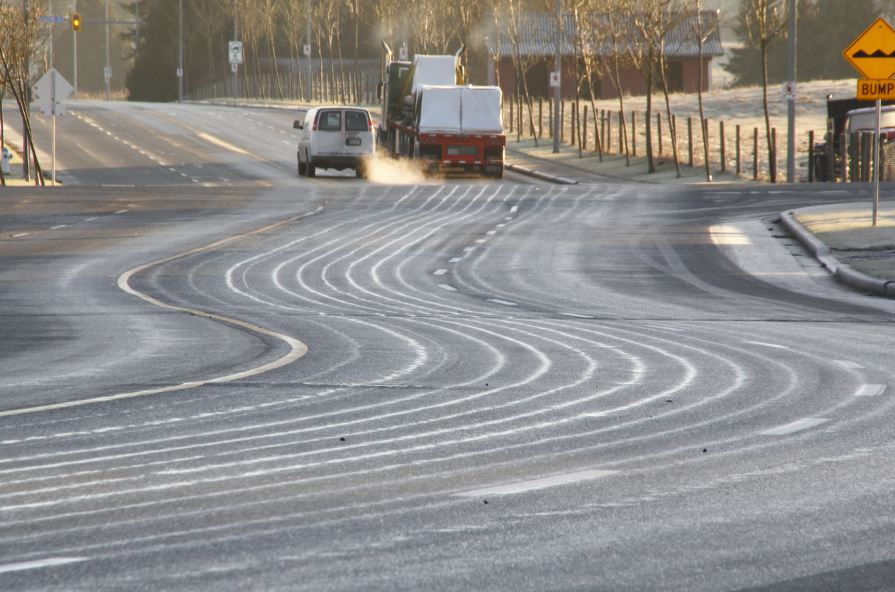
604,110,610,153
528,96,537,138
657,112,663,156
840,133,848,182
539,97,544,139
631,111,637,156
770,127,778,183
736,124,741,176
548,98,553,139
703,119,712,181
509,95,516,134
582,105,588,152
687,117,694,167
571,101,577,146
720,121,726,173
561,101,566,143
808,130,815,182
753,127,759,180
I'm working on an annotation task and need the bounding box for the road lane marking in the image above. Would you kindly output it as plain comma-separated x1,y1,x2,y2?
438,284,457,292
0,557,88,574
113,209,130,215
12,233,29,238
855,384,886,397
510,205,519,213
836,360,864,369
560,312,593,319
449,257,462,263
433,269,448,276
742,340,789,350
0,210,320,418
488,298,517,307
455,469,617,497
50,225,68,230
760,418,829,436
196,131,250,155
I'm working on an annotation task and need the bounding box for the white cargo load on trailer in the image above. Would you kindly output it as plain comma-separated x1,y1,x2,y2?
411,55,460,93
417,85,503,135
417,86,463,133
460,86,503,134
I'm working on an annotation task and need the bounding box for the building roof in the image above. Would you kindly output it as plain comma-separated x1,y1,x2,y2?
488,11,723,59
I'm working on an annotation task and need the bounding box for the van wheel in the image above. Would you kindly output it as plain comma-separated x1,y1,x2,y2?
298,157,306,176
306,161,316,178
355,164,366,179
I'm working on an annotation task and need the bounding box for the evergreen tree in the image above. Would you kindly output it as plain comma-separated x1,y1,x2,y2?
126,0,179,101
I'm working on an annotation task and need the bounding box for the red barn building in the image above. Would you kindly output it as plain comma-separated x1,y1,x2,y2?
486,11,723,99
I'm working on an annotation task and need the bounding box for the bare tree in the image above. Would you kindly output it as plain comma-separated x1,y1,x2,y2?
0,1,46,185
743,0,786,182
603,2,633,165
628,0,678,174
687,0,719,181
572,0,607,159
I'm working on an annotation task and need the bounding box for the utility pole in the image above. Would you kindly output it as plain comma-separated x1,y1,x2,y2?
553,0,561,154
232,1,239,98
23,0,31,181
305,0,312,102
104,0,111,100
73,0,78,98
177,0,183,101
785,0,796,182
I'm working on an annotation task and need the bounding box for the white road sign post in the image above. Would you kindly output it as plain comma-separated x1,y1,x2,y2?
229,41,243,98
33,69,74,186
843,17,895,226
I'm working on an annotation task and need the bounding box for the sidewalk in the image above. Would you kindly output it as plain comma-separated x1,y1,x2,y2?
504,137,746,185
782,204,895,297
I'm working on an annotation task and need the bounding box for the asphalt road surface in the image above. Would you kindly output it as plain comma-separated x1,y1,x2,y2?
2,101,895,592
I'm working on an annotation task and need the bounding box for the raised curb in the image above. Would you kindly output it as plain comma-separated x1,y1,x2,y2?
780,209,895,298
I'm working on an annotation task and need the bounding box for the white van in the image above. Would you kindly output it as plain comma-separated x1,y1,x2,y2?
294,107,375,178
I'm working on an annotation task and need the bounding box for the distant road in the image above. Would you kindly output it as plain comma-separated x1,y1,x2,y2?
1,102,894,591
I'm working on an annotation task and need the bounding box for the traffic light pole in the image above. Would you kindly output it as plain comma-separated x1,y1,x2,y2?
73,1,78,98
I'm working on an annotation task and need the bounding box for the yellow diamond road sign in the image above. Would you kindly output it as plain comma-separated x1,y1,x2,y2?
843,17,895,80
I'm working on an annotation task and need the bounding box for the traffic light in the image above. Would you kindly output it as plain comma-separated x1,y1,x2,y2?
71,13,81,32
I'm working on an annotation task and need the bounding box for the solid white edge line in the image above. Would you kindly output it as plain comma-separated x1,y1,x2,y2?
455,469,617,497
0,209,322,418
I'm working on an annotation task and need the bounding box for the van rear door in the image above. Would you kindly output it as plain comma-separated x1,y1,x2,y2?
313,109,344,156
343,110,373,156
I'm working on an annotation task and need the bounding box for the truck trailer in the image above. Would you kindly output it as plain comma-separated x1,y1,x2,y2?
378,44,505,178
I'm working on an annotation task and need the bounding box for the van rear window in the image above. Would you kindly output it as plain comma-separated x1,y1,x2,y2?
318,111,342,131
345,111,370,132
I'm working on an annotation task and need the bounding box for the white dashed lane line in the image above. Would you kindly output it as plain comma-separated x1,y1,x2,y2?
488,298,518,307
433,269,448,276
455,469,617,497
0,557,88,575
742,340,789,350
449,257,462,263
438,284,457,292
855,384,886,397
760,418,829,436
